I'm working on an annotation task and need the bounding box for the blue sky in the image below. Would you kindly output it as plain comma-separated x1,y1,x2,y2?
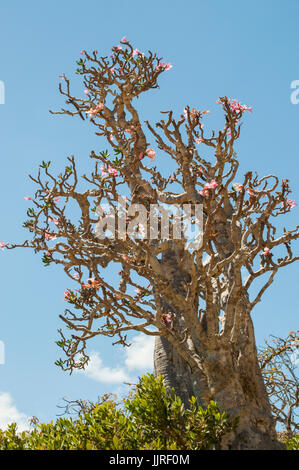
0,0,298,429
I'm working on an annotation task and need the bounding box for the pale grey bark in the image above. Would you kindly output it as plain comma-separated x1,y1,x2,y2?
153,217,284,450
154,318,284,449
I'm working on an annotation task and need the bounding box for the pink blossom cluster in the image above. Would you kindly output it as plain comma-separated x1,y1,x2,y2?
282,199,297,209
155,62,172,71
262,247,271,256
86,102,104,117
64,289,72,301
139,148,156,162
48,216,59,226
100,164,118,177
232,182,244,191
82,277,101,290
227,98,253,114
198,179,218,197
45,232,57,241
161,313,172,325
0,241,7,250
132,48,144,57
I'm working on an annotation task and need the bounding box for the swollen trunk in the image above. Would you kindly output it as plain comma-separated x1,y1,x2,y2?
154,317,284,450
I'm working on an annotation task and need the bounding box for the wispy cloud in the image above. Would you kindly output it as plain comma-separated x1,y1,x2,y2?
124,335,155,371
0,392,29,432
78,334,155,384
79,352,131,384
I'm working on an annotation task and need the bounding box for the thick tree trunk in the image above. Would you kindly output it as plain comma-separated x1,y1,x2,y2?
154,317,284,450
152,203,284,449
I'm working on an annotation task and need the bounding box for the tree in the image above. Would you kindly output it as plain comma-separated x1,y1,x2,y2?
5,38,298,449
259,331,299,436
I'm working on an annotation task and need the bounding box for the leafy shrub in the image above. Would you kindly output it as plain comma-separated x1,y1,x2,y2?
0,374,235,450
277,433,299,450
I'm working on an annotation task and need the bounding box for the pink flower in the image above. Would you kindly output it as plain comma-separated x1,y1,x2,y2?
80,50,86,55
205,179,218,190
246,187,255,196
146,148,156,161
135,288,142,295
161,313,171,325
198,179,218,197
233,182,244,191
121,36,127,42
84,89,90,96
73,273,79,279
132,48,144,57
107,167,118,177
44,232,57,241
64,289,72,301
100,165,108,176
164,63,172,71
54,197,60,203
82,277,101,289
24,196,32,200
156,62,172,71
48,216,59,226
139,152,144,160
110,67,115,74
227,98,253,113
198,188,210,197
287,199,297,209
58,74,66,81
86,102,104,117
195,138,203,144
0,242,7,250
262,247,271,256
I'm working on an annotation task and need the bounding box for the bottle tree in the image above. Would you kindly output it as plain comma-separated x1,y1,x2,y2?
7,38,298,449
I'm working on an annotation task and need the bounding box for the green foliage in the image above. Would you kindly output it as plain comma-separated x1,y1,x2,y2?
0,374,235,450
278,433,299,450
285,435,299,450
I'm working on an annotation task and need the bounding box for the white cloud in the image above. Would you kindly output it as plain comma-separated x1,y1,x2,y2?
124,334,155,371
79,352,131,384
0,392,29,432
78,334,155,385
